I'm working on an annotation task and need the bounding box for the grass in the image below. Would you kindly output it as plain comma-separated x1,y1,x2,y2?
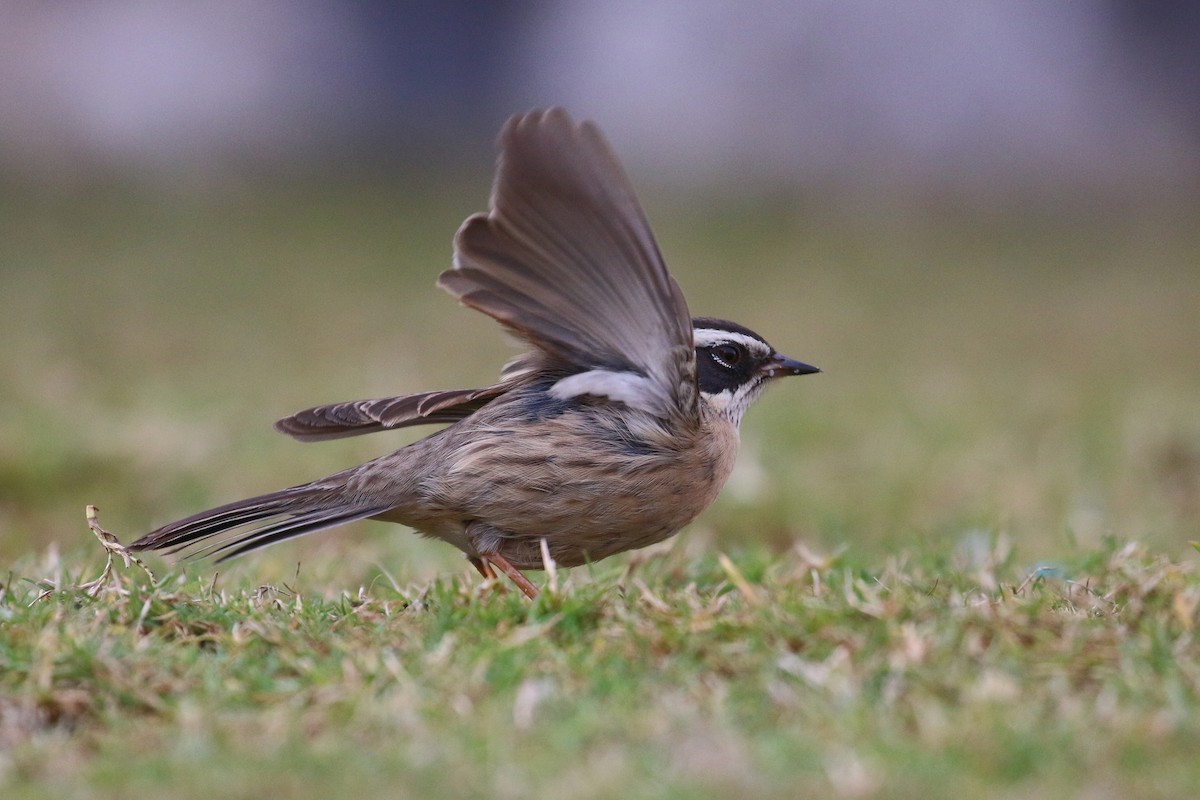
1,174,1199,797
3,528,1197,798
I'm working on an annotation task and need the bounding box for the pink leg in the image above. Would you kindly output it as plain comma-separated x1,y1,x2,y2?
484,553,540,600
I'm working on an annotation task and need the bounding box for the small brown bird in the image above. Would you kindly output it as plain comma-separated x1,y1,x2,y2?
130,108,819,598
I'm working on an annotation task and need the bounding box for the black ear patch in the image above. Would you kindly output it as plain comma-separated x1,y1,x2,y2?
696,344,761,394
691,318,774,395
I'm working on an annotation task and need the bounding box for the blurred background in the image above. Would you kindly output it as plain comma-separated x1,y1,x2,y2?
3,1,1198,581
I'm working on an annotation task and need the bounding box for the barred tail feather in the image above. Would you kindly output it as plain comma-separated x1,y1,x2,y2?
129,486,392,562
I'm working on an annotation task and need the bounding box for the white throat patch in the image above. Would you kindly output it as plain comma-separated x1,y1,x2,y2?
701,383,765,426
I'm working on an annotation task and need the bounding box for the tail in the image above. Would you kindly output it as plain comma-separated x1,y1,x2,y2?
129,482,393,562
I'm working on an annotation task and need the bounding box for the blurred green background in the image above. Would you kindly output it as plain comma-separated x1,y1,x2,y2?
3,177,1198,580
2,3,1199,581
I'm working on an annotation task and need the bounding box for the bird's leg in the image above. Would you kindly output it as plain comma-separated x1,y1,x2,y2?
484,553,540,600
466,521,541,599
470,552,539,600
469,556,497,580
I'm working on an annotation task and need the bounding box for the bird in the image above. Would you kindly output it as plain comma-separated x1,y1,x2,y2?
128,108,820,599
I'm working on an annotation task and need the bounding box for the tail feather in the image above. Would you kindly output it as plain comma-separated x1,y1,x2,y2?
195,505,389,562
130,485,392,562
144,499,295,549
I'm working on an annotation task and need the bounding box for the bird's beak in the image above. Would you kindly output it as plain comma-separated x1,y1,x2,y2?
761,353,820,379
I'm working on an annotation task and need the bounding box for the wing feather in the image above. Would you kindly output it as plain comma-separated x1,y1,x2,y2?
439,108,697,419
274,384,510,441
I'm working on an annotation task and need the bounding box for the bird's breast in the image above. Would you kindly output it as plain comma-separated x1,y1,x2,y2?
410,398,741,567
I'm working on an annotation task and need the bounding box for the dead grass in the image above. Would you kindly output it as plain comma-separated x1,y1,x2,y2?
1,514,1197,798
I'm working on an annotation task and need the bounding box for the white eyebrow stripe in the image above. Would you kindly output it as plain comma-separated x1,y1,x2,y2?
692,329,770,352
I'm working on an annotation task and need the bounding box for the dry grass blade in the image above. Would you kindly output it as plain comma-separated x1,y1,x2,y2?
77,505,157,598
718,551,764,607
539,536,559,595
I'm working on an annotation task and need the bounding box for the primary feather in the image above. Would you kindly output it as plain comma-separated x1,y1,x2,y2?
440,108,698,420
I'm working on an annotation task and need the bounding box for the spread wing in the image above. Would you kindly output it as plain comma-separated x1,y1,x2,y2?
438,108,698,420
274,384,511,442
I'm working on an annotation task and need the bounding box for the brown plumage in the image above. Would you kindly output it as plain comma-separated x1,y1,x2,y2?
129,108,819,598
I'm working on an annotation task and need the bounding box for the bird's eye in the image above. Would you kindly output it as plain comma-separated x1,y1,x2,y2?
712,344,743,369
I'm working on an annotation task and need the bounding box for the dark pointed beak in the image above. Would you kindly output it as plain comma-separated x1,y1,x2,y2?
762,353,820,379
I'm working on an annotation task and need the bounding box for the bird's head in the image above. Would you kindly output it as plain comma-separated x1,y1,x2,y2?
692,317,819,425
